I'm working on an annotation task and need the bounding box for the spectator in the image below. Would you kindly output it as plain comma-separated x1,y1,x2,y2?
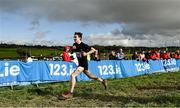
170,52,174,58
62,46,72,62
139,51,147,62
87,54,91,61
26,55,33,63
149,51,157,60
161,50,170,60
145,50,151,60
174,50,180,59
155,50,161,60
116,48,125,60
132,51,139,60
109,50,117,60
92,50,100,61
70,52,79,66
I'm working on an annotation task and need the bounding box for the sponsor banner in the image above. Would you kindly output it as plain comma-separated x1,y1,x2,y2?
0,59,179,86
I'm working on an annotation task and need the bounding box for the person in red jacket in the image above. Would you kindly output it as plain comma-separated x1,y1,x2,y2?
62,46,72,62
155,50,161,60
161,50,170,60
174,50,180,59
149,51,157,60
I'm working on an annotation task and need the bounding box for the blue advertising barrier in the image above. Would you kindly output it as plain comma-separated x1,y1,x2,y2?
76,60,122,81
120,60,151,77
161,58,179,72
177,59,180,68
0,59,179,86
0,61,76,84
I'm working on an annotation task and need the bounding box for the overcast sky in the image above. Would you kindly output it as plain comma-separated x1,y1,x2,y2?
0,0,180,47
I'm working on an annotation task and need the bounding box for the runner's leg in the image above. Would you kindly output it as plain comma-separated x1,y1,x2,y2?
70,66,84,93
83,70,107,89
83,70,103,81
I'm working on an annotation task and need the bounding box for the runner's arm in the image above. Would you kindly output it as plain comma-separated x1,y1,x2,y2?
83,47,96,56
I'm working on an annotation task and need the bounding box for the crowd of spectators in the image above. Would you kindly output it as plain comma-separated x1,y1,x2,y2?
61,47,180,63
109,49,180,62
23,47,180,63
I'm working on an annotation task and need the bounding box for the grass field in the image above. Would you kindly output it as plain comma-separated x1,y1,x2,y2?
0,48,19,58
0,47,62,59
0,71,180,107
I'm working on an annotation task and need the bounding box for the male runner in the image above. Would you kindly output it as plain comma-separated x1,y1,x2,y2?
62,32,107,98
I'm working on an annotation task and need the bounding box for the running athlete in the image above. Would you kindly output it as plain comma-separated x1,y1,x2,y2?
62,32,107,98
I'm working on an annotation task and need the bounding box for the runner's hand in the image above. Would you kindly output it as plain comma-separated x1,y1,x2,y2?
82,52,87,56
73,45,76,49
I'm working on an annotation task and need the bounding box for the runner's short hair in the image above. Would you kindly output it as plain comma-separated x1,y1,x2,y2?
74,32,83,40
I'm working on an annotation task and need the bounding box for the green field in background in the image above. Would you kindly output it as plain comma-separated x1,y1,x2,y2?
0,48,62,59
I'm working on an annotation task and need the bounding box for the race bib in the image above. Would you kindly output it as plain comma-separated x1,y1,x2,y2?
76,52,82,58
